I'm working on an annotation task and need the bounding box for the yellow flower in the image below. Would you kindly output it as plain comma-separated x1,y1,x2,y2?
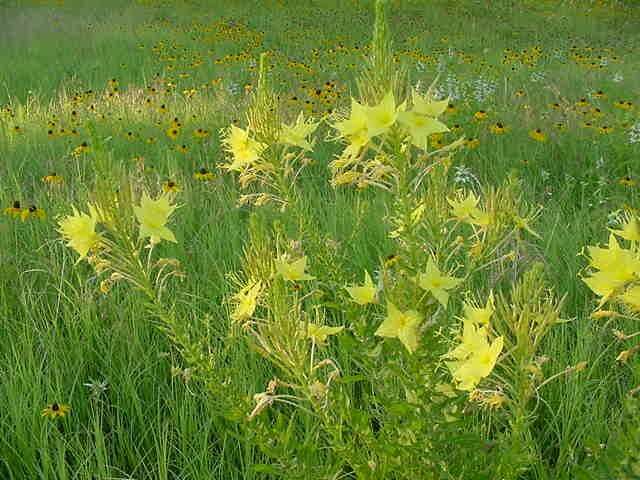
448,191,480,222
375,302,421,353
162,180,181,193
410,90,449,117
463,293,495,325
447,335,503,391
489,122,508,135
194,167,215,181
42,172,64,185
415,258,462,307
4,200,22,218
364,90,402,138
275,255,315,282
133,192,177,244
42,402,71,419
447,320,489,361
306,323,344,345
221,125,267,171
58,206,101,261
231,280,262,322
609,214,640,242
279,111,319,151
529,128,547,142
333,97,371,155
345,270,377,305
620,285,640,312
397,110,449,151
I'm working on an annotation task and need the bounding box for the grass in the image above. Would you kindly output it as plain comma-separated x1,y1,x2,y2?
1,0,639,478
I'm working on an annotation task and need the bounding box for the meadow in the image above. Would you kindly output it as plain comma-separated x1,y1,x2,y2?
1,0,640,478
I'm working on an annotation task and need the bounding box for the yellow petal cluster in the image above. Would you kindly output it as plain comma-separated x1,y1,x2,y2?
446,295,503,391
275,255,315,282
58,206,101,261
375,302,421,353
134,192,177,245
582,234,640,307
345,270,377,305
221,125,267,171
415,258,462,307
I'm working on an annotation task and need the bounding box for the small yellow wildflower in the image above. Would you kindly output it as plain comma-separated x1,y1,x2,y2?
306,323,344,345
133,192,177,244
58,206,101,261
275,255,315,282
345,270,377,305
415,258,462,307
375,302,421,353
42,402,71,419
231,280,262,322
279,111,319,151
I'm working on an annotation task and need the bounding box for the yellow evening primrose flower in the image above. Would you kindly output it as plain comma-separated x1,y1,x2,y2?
231,280,262,322
397,110,449,151
364,90,402,138
58,206,101,261
463,293,495,325
375,302,421,353
448,191,481,222
345,270,377,305
609,214,640,242
448,335,504,391
415,258,462,307
275,255,315,282
587,234,640,281
307,323,344,345
333,98,369,140
133,192,177,244
620,285,640,311
221,125,267,172
411,89,449,117
446,320,489,361
279,111,319,151
582,270,629,304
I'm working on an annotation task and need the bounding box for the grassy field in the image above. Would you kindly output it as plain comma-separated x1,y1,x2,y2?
1,0,640,479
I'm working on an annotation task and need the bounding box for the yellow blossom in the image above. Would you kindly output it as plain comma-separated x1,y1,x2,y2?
133,192,177,244
307,323,344,345
415,258,462,307
375,302,421,353
345,271,377,305
231,280,262,322
58,206,101,261
279,111,319,151
275,255,315,282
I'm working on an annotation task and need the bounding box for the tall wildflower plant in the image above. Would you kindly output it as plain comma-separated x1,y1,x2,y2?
54,1,585,478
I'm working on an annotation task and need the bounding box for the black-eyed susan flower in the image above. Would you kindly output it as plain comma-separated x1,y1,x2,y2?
42,402,71,419
593,90,606,99
175,144,189,154
4,200,22,218
162,180,181,193
614,100,633,111
619,176,636,187
21,205,46,221
166,127,180,140
133,192,177,244
42,173,64,185
599,125,614,135
72,141,89,156
464,138,480,149
489,122,507,134
529,128,547,142
193,128,210,139
194,167,215,181
473,110,488,121
445,103,456,114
